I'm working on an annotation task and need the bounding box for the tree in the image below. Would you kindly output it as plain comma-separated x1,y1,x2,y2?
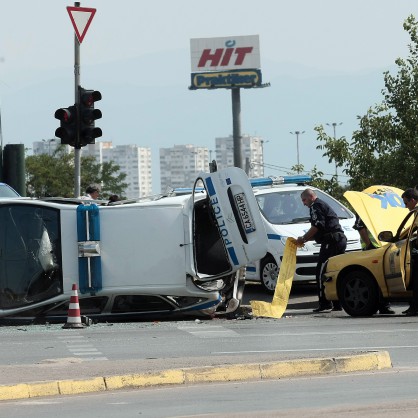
315,15,418,191
26,145,128,198
285,160,346,202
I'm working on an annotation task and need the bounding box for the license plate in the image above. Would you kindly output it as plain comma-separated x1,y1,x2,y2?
234,193,256,234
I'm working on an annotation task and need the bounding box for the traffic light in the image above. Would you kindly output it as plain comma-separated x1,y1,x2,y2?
78,87,102,147
54,105,78,146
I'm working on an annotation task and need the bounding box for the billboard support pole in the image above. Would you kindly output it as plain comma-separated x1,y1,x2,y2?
232,87,242,169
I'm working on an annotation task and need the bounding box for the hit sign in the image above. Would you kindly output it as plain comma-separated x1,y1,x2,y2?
190,35,261,90
190,35,260,72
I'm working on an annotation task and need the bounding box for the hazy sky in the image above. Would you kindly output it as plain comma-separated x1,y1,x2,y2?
1,0,417,190
1,0,414,73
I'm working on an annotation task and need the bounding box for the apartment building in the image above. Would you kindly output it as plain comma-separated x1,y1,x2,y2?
84,142,152,199
215,134,265,178
159,144,209,192
32,139,70,156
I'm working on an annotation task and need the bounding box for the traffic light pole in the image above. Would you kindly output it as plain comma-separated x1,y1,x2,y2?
73,1,81,198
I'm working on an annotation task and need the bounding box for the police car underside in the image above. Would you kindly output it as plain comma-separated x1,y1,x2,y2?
0,167,267,322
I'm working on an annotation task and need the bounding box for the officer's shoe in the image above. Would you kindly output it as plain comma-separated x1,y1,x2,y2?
332,303,343,311
379,307,395,315
312,304,332,313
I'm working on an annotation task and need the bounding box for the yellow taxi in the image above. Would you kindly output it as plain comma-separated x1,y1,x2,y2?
323,186,416,316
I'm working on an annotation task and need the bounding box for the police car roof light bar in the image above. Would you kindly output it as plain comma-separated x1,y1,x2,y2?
250,175,312,188
172,187,205,195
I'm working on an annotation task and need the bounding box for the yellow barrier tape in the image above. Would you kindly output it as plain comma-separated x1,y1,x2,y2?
250,237,302,318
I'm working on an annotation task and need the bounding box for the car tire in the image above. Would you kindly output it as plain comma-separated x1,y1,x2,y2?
260,256,279,294
338,270,379,317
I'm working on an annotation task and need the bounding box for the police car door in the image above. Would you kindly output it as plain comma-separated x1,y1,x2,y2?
194,167,267,278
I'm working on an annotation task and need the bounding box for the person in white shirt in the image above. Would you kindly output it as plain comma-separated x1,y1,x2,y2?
80,185,100,200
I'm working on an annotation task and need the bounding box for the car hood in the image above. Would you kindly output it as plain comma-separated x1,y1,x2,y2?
344,185,408,246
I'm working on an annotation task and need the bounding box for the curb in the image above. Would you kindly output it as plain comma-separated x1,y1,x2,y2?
0,350,391,401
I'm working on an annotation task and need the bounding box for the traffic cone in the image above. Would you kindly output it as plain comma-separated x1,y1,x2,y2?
63,283,85,329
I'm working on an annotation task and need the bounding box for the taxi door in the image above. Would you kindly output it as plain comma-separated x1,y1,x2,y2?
383,210,417,294
196,167,268,277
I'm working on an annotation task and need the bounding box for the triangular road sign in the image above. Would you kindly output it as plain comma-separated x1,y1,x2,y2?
67,6,96,44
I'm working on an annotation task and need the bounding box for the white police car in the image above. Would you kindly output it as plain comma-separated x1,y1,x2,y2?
0,167,268,322
245,176,362,293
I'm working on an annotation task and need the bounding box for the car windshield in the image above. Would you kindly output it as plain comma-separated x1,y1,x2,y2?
0,184,20,198
257,189,353,225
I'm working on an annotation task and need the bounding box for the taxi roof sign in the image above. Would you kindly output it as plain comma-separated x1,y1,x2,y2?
66,6,96,44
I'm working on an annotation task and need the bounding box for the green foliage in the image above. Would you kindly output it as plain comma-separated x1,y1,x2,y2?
315,14,418,192
286,162,347,205
26,145,128,198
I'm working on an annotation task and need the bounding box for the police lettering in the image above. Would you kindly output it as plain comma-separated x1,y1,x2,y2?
210,196,234,249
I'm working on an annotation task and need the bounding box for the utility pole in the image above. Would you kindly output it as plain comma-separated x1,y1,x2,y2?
326,122,342,181
290,131,305,173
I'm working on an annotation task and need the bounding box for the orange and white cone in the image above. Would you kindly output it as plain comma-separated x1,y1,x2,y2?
63,283,85,329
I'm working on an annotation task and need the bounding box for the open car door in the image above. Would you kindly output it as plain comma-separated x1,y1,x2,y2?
193,167,268,279
382,209,418,293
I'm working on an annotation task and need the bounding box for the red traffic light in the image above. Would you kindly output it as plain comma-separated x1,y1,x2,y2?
54,105,78,146
54,106,76,123
80,89,102,106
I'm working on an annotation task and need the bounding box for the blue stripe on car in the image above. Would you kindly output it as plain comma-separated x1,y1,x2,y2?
205,177,216,196
267,233,282,240
228,247,239,265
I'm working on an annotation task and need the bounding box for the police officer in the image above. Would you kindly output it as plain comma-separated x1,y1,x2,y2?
402,188,418,316
296,188,347,312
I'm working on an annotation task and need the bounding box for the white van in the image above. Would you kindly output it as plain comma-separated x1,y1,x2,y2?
245,176,362,293
0,167,268,321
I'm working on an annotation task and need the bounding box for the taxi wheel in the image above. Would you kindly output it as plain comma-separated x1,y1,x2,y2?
260,256,278,294
338,270,379,317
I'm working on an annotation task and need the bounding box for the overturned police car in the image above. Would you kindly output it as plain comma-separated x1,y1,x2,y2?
0,167,267,322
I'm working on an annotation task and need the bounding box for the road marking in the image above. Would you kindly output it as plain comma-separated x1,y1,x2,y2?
57,334,108,360
177,324,239,338
233,328,418,337
214,344,418,354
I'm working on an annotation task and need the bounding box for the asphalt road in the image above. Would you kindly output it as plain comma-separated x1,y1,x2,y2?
0,281,415,386
242,281,317,310
3,370,418,418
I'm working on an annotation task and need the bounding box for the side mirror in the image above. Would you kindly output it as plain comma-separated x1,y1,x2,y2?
378,230,394,242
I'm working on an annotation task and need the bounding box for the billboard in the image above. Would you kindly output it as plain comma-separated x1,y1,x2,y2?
190,35,260,72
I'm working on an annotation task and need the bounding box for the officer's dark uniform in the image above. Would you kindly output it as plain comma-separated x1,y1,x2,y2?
407,232,418,315
309,197,347,309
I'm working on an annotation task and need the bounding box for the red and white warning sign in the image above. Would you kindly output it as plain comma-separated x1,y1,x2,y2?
66,6,96,44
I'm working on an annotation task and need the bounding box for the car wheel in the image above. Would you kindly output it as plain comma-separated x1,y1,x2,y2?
260,256,278,294
338,270,379,317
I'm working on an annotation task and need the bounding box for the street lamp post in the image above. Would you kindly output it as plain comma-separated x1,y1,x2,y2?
326,122,342,179
290,131,305,173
